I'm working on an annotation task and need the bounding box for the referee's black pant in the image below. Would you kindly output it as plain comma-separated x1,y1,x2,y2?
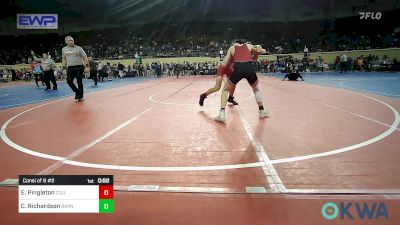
44,69,57,90
67,65,84,98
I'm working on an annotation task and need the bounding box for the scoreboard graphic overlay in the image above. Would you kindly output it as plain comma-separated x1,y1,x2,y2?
19,175,114,213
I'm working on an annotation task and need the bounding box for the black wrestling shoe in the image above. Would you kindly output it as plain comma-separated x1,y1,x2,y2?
228,96,239,105
199,93,207,106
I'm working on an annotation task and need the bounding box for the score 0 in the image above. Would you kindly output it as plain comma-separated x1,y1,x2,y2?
99,184,114,213
99,185,113,199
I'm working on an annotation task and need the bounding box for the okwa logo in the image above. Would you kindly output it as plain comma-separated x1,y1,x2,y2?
321,202,389,220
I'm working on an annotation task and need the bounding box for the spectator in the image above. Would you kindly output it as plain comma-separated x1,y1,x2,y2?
340,53,348,73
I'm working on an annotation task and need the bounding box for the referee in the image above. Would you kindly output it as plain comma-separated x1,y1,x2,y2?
31,50,57,90
62,36,90,102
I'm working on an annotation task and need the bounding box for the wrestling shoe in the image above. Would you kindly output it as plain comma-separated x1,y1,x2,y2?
215,110,226,123
259,109,269,118
228,96,239,105
199,93,207,106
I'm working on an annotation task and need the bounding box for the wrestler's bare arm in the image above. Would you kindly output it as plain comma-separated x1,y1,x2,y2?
221,46,234,67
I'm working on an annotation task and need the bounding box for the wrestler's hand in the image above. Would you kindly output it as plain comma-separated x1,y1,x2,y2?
254,45,266,54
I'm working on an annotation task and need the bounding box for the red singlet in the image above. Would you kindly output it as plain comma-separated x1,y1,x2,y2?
232,44,252,62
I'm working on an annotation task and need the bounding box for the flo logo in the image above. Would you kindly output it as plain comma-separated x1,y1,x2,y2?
321,202,389,220
359,12,382,20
